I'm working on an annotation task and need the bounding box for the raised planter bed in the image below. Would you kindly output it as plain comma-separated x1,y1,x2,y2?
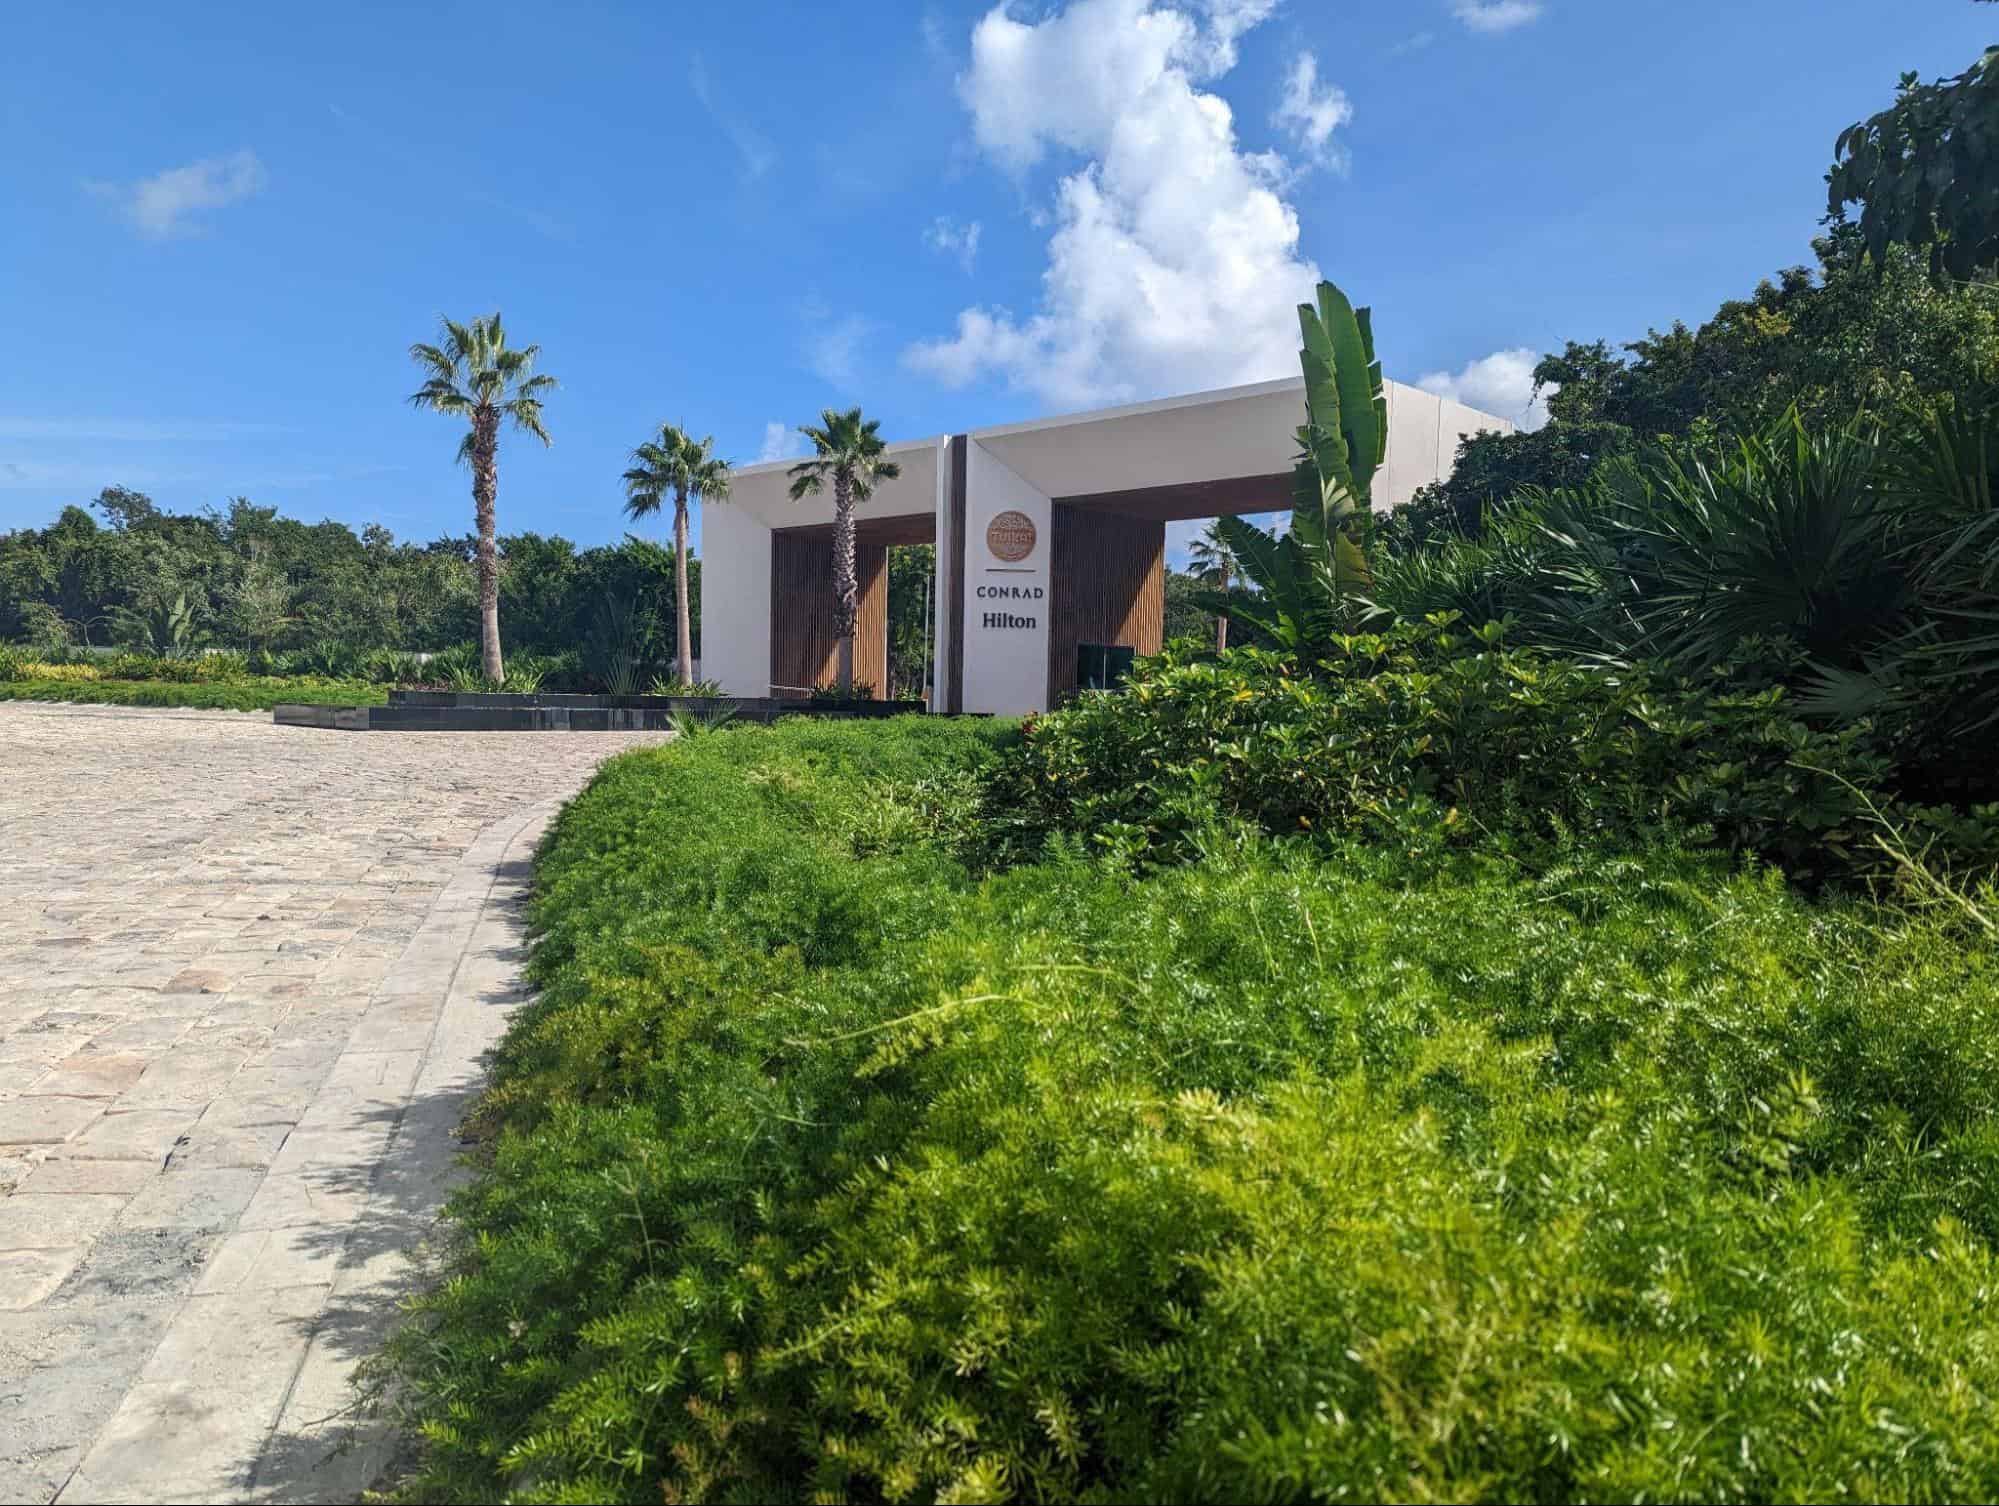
273,691,925,732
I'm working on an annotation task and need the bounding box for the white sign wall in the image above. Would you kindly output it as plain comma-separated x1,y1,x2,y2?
961,440,1052,716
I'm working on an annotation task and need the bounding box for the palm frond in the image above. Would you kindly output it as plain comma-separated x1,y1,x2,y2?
505,399,552,446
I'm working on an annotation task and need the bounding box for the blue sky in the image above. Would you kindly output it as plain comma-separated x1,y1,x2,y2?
2,0,1991,557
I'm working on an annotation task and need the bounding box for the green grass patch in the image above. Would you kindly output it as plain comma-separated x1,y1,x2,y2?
0,677,386,710
388,717,1999,1504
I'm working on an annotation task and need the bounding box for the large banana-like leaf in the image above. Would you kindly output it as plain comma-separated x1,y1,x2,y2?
1320,281,1383,502
1194,278,1389,656
1331,529,1374,592
1297,281,1387,515
1216,513,1293,594
1297,296,1352,505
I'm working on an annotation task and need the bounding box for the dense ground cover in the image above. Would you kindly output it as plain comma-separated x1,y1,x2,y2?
0,675,386,710
388,715,1999,1504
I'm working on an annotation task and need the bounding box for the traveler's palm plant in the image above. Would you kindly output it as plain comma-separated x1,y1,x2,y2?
788,408,901,693
408,314,556,683
623,424,731,687
1201,280,1383,653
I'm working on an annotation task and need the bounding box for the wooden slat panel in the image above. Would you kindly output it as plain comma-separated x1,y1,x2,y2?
853,539,888,697
769,532,889,698
770,531,835,694
1047,504,1164,704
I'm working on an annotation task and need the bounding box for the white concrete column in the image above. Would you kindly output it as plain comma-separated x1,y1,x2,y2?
700,503,771,696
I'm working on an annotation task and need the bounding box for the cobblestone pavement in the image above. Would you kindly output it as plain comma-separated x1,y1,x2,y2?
0,704,670,1503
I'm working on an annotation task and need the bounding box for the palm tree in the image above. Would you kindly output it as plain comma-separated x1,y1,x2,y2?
407,314,555,682
788,407,901,694
1187,519,1240,652
623,424,731,688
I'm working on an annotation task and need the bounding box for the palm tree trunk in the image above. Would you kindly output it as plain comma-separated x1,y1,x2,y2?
1216,559,1230,653
832,467,857,694
472,406,504,683
673,487,693,688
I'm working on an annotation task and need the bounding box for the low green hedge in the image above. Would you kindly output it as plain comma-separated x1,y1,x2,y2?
976,620,1999,886
387,717,1999,1504
0,677,386,710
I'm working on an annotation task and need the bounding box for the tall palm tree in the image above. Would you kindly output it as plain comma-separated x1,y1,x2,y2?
1187,518,1241,652
788,407,901,693
407,314,555,682
623,424,731,688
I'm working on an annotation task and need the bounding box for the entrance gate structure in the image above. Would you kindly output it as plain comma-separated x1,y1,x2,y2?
703,376,1515,715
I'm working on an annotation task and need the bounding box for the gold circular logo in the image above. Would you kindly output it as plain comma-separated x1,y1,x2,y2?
985,510,1037,563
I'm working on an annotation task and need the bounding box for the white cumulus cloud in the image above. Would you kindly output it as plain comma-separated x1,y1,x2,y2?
1417,347,1551,431
925,216,984,273
904,0,1332,409
1272,52,1352,167
87,150,267,239
1451,1,1544,35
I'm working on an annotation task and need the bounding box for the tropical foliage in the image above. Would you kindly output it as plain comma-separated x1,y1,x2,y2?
1829,17,1998,279
408,312,557,682
1,492,699,682
887,542,938,700
1395,223,1999,540
1184,520,1238,650
1368,400,1999,809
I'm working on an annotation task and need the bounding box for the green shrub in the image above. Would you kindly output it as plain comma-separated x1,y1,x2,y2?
386,719,1999,1504
808,678,877,702
976,618,1999,885
365,648,427,684
425,642,478,682
2,658,102,681
534,648,586,691
99,651,158,680
295,639,362,678
0,676,386,710
648,674,727,697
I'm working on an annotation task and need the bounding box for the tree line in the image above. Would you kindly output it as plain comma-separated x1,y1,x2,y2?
0,490,700,667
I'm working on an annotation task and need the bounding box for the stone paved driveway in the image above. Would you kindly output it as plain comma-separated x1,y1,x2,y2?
0,704,669,1503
